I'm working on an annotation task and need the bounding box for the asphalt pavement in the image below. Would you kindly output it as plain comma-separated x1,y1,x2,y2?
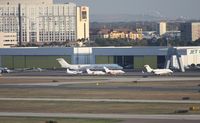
0,112,200,120
0,98,200,103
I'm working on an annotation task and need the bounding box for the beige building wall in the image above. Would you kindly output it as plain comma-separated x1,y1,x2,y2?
0,2,79,43
191,22,200,41
158,22,167,36
0,1,90,44
76,6,90,40
0,0,53,5
128,32,143,40
0,33,3,48
0,32,17,48
109,31,126,39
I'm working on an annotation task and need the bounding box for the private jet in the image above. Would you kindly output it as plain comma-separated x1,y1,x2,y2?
144,65,173,75
56,58,123,70
104,67,125,75
66,69,83,75
86,69,106,75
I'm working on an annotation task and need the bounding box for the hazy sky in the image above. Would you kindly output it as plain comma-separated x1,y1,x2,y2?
55,0,200,19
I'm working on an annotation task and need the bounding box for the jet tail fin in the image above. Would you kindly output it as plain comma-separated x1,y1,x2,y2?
104,67,110,73
144,65,153,73
86,69,92,74
56,58,70,68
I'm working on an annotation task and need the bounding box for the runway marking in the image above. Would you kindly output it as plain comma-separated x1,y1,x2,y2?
0,98,200,104
0,112,200,120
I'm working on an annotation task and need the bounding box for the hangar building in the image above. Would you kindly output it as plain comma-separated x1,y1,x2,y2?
0,47,200,72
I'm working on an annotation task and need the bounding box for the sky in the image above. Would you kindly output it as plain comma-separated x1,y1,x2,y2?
55,0,200,19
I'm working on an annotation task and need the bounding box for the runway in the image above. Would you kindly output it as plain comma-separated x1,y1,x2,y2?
4,70,200,77
0,98,200,104
1,75,200,93
1,76,200,85
0,71,200,122
122,119,200,123
1,74,200,89
2,70,200,86
0,112,200,120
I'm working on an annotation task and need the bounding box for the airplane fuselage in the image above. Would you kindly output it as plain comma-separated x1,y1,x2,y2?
152,69,173,75
68,64,122,70
86,69,106,75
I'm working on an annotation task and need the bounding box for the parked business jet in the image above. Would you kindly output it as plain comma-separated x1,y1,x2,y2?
144,65,173,75
56,58,123,70
66,69,83,75
104,67,125,75
86,69,106,75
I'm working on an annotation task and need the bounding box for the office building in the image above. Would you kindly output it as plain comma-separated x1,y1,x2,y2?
181,22,200,42
0,0,89,45
77,6,89,41
157,22,167,36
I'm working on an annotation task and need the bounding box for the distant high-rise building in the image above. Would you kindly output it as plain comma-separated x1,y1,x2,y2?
0,0,89,45
157,22,167,36
181,22,200,42
0,0,53,5
77,6,89,40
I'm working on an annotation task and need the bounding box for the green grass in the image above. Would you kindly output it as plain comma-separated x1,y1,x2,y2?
0,117,121,123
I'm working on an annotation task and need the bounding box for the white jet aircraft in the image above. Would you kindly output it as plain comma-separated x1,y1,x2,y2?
56,58,123,70
0,67,11,73
104,67,125,75
86,69,106,75
66,69,82,75
144,65,173,75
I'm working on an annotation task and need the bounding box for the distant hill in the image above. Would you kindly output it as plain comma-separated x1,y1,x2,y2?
90,14,167,22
